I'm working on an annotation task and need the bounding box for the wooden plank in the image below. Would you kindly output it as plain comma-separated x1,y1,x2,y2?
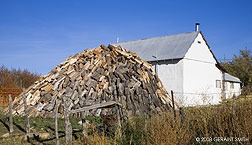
71,101,120,114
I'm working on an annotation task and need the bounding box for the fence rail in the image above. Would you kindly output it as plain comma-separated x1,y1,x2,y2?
0,88,22,107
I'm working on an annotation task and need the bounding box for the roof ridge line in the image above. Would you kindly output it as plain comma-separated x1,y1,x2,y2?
116,31,199,44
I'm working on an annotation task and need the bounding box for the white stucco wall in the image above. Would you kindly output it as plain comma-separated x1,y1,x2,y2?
150,59,184,105
233,83,241,97
182,33,223,106
224,82,241,99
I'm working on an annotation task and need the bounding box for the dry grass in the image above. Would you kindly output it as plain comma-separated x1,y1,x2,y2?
119,99,252,145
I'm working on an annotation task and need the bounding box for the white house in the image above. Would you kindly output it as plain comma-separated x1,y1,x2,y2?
115,28,241,106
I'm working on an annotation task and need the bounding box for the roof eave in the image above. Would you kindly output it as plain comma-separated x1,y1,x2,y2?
200,31,227,73
223,80,242,83
147,58,183,63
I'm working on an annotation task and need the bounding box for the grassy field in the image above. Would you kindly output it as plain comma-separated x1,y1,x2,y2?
0,112,83,144
0,109,105,145
0,97,251,145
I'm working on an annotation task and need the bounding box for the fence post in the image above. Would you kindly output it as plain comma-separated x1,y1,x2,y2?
63,96,72,145
144,113,147,132
115,79,122,137
55,99,60,145
22,88,30,135
81,114,88,137
232,94,236,116
9,94,14,134
78,86,88,137
231,94,236,135
179,107,185,123
171,90,176,120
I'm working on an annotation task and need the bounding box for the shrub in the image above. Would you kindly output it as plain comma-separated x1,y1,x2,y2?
0,65,39,88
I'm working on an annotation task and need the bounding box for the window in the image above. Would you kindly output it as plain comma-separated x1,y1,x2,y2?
216,80,221,88
230,82,234,89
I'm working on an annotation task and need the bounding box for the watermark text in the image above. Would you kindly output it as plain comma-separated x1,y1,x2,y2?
195,137,249,142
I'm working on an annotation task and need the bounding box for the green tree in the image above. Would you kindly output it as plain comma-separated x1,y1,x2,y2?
220,48,252,94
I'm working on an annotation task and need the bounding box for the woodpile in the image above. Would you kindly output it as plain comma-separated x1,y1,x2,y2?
6,44,176,118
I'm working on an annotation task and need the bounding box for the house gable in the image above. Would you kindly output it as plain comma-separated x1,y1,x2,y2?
184,32,217,64
181,32,224,106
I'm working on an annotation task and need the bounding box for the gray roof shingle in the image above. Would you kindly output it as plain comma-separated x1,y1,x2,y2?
114,31,199,62
224,73,241,83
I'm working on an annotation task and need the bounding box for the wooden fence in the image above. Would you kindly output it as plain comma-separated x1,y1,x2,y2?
0,88,22,107
6,90,122,145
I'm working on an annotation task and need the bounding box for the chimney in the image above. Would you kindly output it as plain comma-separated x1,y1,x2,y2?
116,37,119,43
195,23,200,32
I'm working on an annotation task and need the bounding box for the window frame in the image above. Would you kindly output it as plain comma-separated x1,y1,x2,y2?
230,82,234,89
216,80,221,88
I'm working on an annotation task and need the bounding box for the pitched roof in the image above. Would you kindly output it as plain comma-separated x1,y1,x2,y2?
114,31,199,62
224,73,241,83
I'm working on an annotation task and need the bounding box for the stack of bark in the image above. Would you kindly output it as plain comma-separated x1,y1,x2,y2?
7,45,175,118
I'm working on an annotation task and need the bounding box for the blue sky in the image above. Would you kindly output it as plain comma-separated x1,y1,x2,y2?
0,0,252,75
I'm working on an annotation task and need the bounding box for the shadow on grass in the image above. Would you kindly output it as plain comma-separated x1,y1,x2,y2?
0,119,10,131
46,126,65,134
46,126,82,140
13,122,26,133
0,116,85,144
0,117,26,133
26,126,83,144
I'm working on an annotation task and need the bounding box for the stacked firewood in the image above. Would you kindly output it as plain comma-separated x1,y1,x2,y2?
7,44,175,118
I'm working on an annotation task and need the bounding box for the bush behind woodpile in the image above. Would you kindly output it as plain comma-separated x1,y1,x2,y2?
0,65,39,88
